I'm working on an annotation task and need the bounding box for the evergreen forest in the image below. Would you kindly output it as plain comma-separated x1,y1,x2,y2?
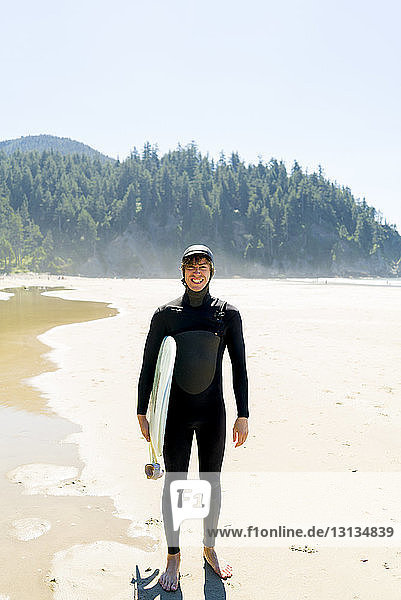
0,139,400,277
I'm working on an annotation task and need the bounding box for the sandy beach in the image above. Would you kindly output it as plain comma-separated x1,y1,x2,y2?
1,273,401,599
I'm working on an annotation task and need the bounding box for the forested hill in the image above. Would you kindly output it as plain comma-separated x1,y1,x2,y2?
0,143,400,277
0,135,111,162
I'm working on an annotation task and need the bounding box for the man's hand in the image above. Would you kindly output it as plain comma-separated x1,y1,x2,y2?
233,417,248,447
137,414,150,442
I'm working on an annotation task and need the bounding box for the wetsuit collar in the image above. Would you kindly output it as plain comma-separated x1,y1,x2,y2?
183,284,211,307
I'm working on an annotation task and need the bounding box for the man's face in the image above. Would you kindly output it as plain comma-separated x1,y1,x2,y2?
184,256,211,292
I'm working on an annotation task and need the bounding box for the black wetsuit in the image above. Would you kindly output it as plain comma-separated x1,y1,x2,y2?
137,286,248,553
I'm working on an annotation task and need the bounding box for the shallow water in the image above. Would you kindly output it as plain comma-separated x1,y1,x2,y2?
0,286,117,414
0,286,127,600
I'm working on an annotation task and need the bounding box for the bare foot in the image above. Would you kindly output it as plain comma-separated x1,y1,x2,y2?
159,552,180,592
203,546,232,579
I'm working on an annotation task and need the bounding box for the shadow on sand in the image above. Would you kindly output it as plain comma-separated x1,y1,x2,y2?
131,560,227,599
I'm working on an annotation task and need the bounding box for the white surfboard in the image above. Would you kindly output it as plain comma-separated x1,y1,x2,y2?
148,335,176,462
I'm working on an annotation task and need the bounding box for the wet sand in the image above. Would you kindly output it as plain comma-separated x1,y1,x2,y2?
1,273,401,599
0,284,132,600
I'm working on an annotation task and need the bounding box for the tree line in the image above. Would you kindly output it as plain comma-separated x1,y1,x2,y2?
0,143,400,275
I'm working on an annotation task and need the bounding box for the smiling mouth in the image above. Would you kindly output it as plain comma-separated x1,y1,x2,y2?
191,278,204,284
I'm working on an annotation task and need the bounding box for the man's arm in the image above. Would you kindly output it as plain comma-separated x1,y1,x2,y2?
226,309,249,418
226,308,249,447
137,308,167,416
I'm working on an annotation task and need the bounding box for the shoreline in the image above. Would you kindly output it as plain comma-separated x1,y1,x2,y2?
0,278,138,600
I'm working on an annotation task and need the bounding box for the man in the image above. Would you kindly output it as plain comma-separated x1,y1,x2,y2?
137,244,249,592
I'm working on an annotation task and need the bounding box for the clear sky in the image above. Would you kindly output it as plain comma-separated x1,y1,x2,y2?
2,0,401,231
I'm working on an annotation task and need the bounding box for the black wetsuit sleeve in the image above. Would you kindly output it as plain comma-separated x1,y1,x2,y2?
225,311,249,418
137,308,167,415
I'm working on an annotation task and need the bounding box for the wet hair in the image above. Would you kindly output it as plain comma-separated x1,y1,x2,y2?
181,254,215,278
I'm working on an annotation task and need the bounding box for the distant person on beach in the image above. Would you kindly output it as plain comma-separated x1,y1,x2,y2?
137,244,249,592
